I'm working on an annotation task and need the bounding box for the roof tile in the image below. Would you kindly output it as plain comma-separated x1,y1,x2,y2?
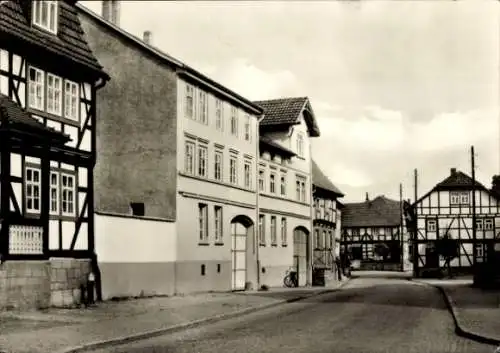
312,160,344,196
254,97,308,126
341,195,402,228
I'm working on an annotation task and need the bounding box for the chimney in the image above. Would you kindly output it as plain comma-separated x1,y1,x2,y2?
102,0,121,26
143,30,152,45
365,192,369,202
450,168,457,176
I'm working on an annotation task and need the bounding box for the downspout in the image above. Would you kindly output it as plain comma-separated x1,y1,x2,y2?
255,113,265,290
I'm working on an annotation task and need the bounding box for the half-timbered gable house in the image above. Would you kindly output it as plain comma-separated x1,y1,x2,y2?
0,0,108,309
254,97,321,287
312,160,344,279
341,194,404,271
410,168,500,277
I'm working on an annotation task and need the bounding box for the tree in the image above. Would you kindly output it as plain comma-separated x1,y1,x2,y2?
373,243,390,261
436,233,459,279
492,175,500,197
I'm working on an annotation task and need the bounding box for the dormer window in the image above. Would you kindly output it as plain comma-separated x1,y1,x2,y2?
32,1,59,34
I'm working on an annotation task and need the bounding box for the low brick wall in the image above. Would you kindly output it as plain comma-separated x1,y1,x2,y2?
0,258,92,311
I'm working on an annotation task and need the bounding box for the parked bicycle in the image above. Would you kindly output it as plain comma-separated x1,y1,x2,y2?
283,267,298,288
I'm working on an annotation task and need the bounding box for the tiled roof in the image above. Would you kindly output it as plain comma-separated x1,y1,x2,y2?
341,195,402,228
0,94,68,141
254,97,321,137
435,168,487,190
259,136,296,157
312,160,344,196
0,0,107,78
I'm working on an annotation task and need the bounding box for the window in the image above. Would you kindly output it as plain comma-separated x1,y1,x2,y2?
214,150,223,181
315,229,320,249
61,174,75,216
25,167,41,213
198,91,208,124
281,217,287,245
185,84,194,119
296,176,306,202
184,141,195,175
49,172,58,215
64,80,79,121
230,107,238,136
214,206,223,243
229,156,237,185
270,173,276,193
484,219,494,231
460,192,469,204
475,243,485,258
130,202,145,216
426,219,437,232
476,219,484,231
321,231,326,249
32,0,58,34
244,114,251,141
258,169,265,192
327,231,332,249
280,174,286,196
47,73,62,115
296,132,305,157
270,216,277,245
197,145,208,177
244,161,252,189
28,67,44,110
198,203,208,243
450,191,469,205
215,99,223,130
259,215,265,246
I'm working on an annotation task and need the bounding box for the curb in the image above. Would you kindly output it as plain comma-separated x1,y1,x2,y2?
410,279,500,347
59,280,350,353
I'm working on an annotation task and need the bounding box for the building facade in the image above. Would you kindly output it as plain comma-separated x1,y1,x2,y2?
311,160,344,280
341,194,405,271
0,0,108,309
254,97,320,287
409,168,500,277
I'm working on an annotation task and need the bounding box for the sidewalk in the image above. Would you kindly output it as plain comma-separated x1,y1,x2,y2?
413,277,500,346
0,279,349,353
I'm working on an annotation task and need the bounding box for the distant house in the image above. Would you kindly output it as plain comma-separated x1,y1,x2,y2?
341,194,405,271
311,160,344,278
410,168,500,277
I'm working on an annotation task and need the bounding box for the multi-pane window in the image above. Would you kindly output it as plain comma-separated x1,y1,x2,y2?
49,172,58,215
214,150,223,181
426,219,437,232
184,141,195,174
280,174,286,196
215,99,223,130
296,132,305,157
28,67,44,110
197,145,208,177
296,176,306,202
270,216,277,245
25,167,41,213
484,219,494,231
230,107,238,136
229,156,237,185
185,84,195,119
476,219,484,231
198,203,208,243
244,115,251,141
259,215,265,246
47,73,62,115
214,206,223,243
32,0,58,34
198,91,208,124
64,80,79,121
270,173,276,193
450,191,469,205
61,174,75,216
281,217,287,245
244,161,252,189
258,169,265,192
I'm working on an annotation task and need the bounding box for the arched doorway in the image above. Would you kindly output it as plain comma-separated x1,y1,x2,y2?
293,226,310,286
230,215,253,291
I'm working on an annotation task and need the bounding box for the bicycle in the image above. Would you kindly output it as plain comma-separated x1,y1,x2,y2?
283,267,298,288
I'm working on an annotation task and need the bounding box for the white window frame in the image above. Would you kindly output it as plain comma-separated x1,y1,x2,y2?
64,79,79,121
25,167,41,213
185,84,195,119
184,141,195,175
244,114,251,141
214,150,223,181
475,243,485,258
197,144,208,177
198,203,208,243
258,169,265,192
215,99,223,131
476,219,484,231
198,90,208,124
484,219,494,231
270,216,277,245
280,174,286,196
426,219,437,232
230,107,238,136
47,73,62,116
214,206,223,243
281,217,287,245
270,172,276,193
28,67,44,111
296,132,305,157
32,0,58,34
244,161,252,189
229,156,238,185
460,191,470,205
259,214,265,246
49,171,59,215
61,173,75,216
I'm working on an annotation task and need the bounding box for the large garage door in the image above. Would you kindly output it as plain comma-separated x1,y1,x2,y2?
231,221,247,291
293,228,308,286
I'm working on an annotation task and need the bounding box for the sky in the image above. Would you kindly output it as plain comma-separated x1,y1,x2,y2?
81,1,500,203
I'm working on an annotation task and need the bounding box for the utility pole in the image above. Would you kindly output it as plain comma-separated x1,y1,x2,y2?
399,183,404,271
471,146,477,272
413,169,419,278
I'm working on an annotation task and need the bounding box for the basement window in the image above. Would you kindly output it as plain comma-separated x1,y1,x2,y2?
130,202,145,217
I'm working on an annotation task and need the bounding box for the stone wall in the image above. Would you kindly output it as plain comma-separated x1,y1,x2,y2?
50,258,91,308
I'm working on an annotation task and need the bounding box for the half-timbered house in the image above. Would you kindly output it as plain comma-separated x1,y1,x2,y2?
341,194,405,271
409,168,500,277
312,160,344,282
0,0,108,309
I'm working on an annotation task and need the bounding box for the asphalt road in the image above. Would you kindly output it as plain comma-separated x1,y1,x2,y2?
90,275,497,353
